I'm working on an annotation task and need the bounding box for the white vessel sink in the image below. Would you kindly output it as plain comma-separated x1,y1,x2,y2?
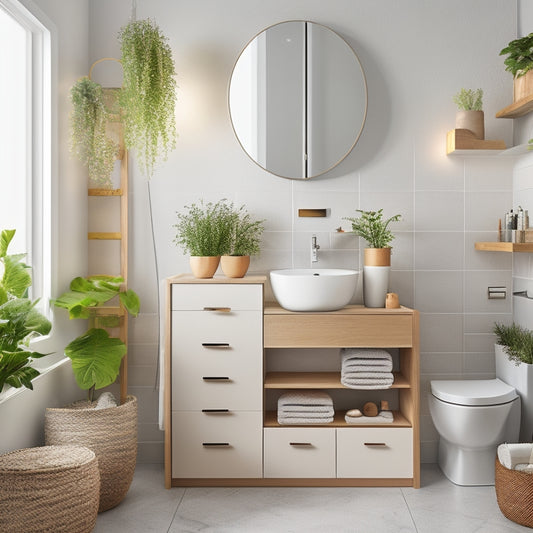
270,268,359,312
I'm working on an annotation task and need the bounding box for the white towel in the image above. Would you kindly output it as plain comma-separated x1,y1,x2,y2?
497,443,533,469
279,404,334,414
341,348,393,373
515,464,533,473
278,415,334,425
341,375,394,389
341,371,394,380
345,411,393,424
278,390,333,408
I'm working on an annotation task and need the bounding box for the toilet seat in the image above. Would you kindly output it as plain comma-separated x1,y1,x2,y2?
431,378,517,406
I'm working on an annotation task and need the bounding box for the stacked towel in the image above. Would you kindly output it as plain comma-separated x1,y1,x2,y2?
497,443,533,472
341,348,394,389
277,391,334,425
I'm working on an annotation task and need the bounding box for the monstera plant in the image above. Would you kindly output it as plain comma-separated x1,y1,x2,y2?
0,229,52,392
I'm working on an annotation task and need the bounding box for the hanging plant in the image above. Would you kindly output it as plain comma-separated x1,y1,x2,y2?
118,18,177,177
69,77,118,188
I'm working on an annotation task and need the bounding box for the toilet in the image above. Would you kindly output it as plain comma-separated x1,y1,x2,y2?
429,378,520,486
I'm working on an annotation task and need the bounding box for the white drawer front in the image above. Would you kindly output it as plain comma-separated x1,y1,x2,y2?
264,428,336,478
336,428,413,478
172,411,262,478
172,311,262,410
172,284,262,311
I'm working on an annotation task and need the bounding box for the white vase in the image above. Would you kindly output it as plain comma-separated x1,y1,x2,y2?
495,343,533,442
363,265,390,308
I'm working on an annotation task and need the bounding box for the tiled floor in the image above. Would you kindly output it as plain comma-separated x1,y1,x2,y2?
94,464,531,533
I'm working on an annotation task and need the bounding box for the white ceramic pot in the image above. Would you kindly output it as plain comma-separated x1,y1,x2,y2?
495,343,533,442
363,265,390,308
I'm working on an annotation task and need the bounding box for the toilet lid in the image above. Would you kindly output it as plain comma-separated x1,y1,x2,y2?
431,378,517,406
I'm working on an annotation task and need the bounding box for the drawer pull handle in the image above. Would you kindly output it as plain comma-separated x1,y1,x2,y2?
201,343,230,348
202,409,230,413
364,442,387,447
289,442,313,446
202,376,230,381
202,442,230,447
203,307,231,313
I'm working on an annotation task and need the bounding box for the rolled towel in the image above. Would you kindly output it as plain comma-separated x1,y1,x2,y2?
497,443,533,470
278,390,333,409
515,464,533,474
345,410,393,424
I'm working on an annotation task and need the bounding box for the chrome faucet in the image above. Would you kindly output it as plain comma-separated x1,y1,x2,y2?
311,235,320,263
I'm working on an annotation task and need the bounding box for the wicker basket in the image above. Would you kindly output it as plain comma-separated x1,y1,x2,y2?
0,445,99,533
495,458,533,528
45,395,137,512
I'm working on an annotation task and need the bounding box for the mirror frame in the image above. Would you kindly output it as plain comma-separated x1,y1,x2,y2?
228,20,367,180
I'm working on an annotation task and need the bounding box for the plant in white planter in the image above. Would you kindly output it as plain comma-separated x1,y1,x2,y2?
453,88,484,140
494,322,533,442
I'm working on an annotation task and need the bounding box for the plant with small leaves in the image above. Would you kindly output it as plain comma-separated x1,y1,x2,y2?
0,229,52,393
69,77,118,188
118,18,177,178
52,275,140,402
343,209,401,249
227,204,265,256
494,322,533,365
452,88,483,111
500,33,533,78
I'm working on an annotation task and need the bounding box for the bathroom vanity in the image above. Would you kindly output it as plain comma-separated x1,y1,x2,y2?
164,275,420,488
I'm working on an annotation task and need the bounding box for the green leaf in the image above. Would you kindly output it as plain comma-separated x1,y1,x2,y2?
64,328,127,391
2,255,31,298
6,366,40,390
119,289,140,317
0,350,40,392
0,229,15,258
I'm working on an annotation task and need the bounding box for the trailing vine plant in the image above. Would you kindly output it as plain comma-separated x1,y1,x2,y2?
118,18,177,177
69,77,118,188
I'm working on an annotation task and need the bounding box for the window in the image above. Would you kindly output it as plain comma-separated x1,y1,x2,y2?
0,0,51,313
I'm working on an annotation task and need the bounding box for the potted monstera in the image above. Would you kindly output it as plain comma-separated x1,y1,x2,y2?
45,276,140,512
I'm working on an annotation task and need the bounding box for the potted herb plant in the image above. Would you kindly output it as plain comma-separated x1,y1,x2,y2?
453,88,484,140
45,275,140,512
69,76,119,188
494,322,533,441
500,33,533,102
343,209,401,308
118,18,177,178
173,199,235,278
0,229,51,393
221,204,265,278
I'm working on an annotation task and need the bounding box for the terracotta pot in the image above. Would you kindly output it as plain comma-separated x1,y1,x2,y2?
189,256,220,278
514,70,533,102
220,255,250,278
455,110,484,140
363,248,391,308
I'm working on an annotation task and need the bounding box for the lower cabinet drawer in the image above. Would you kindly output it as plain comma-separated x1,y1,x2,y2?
264,428,336,478
172,411,262,478
336,427,413,478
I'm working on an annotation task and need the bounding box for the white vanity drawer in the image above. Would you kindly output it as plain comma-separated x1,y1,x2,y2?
172,411,262,478
172,284,262,311
264,428,336,478
336,428,413,478
172,310,262,410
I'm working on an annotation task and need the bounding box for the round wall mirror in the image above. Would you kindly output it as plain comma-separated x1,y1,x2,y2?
229,21,367,180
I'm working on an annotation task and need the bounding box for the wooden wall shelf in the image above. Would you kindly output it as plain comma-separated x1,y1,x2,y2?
475,242,533,253
446,129,506,155
496,93,533,118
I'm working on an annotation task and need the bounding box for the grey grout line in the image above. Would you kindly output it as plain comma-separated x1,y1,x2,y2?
166,488,186,533
400,487,420,533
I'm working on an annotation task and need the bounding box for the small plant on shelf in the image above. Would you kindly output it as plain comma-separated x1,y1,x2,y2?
494,322,533,365
452,88,483,111
227,204,265,257
343,209,401,249
499,33,533,78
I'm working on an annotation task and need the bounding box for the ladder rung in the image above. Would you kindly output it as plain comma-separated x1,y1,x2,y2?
88,232,121,240
90,306,125,317
88,188,123,196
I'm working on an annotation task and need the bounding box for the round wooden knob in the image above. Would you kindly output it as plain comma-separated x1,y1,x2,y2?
362,401,378,417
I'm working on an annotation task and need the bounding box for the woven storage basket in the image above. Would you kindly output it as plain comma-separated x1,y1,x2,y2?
495,458,533,528
45,395,137,512
0,445,99,533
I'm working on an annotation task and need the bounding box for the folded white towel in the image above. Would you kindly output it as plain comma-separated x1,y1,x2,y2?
341,349,393,373
341,371,394,380
341,348,392,360
278,390,333,408
343,361,393,372
278,415,334,425
345,411,393,424
279,405,333,414
341,375,394,389
497,443,533,470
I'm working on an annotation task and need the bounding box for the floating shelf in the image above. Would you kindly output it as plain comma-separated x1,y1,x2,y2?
446,129,506,155
475,242,533,253
88,188,123,196
264,371,409,389
496,93,533,118
88,232,122,240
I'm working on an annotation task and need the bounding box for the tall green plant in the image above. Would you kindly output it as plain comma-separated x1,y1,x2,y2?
52,275,140,401
0,229,52,392
70,77,118,188
343,209,401,248
118,18,177,177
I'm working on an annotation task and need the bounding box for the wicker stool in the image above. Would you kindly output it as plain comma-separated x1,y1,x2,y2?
495,458,533,528
0,445,100,533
